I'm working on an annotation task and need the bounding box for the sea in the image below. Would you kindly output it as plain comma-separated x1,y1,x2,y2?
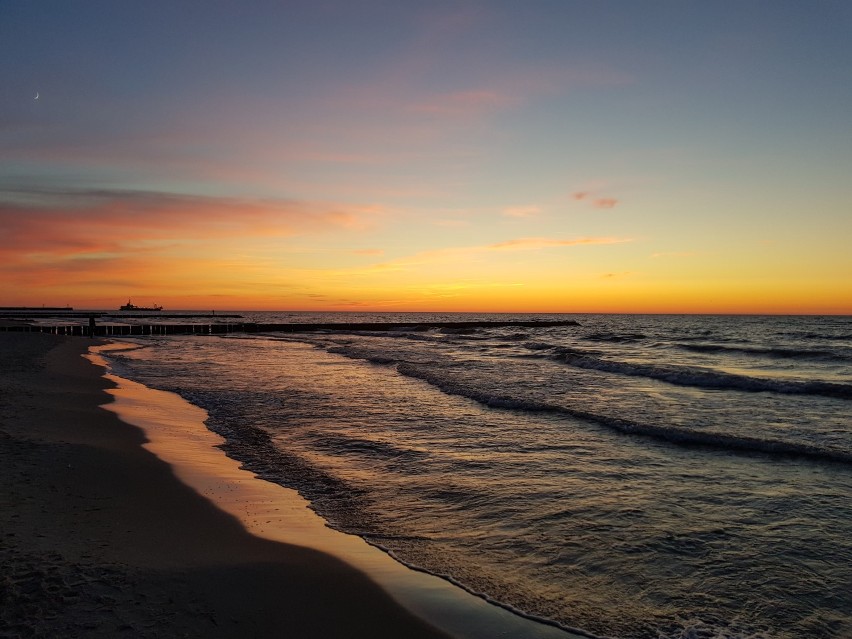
97,312,852,639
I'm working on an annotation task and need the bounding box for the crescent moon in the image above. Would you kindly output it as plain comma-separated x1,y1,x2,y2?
34,92,39,100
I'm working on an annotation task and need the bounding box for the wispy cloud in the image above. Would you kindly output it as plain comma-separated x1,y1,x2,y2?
573,191,619,209
433,218,471,228
0,187,385,296
487,237,632,251
0,187,381,247
651,251,697,258
322,232,634,277
408,90,518,118
592,197,618,209
502,205,540,218
339,235,634,277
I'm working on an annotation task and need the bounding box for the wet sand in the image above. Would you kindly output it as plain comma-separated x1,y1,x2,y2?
0,333,450,638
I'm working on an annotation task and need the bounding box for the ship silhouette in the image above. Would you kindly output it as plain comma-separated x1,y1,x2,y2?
119,299,163,311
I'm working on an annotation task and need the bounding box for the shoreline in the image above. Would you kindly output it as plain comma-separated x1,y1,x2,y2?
1,334,580,638
0,334,449,637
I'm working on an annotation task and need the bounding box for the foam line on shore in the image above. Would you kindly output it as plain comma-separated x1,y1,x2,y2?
1,334,453,637
87,343,581,639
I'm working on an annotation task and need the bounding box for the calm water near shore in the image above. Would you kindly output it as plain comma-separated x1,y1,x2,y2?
100,313,852,639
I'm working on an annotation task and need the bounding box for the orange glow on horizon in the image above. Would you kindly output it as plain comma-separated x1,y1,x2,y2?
2,172,849,317
7,280,849,316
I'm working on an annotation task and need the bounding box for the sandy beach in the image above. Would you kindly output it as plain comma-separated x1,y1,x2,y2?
0,333,450,638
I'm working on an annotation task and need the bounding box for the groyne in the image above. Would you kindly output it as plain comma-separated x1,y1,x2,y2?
0,319,580,337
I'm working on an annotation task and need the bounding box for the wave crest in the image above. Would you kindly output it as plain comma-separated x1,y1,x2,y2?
530,344,852,400
394,363,852,465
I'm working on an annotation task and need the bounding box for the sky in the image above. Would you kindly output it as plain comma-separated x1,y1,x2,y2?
1,1,851,313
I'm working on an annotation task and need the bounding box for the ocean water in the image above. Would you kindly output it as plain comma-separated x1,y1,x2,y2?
100,313,852,639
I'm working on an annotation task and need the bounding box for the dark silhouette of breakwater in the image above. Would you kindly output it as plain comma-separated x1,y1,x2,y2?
0,319,580,337
0,313,242,319
0,306,74,311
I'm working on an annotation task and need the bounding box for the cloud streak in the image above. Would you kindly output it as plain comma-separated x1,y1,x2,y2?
0,187,380,251
502,205,540,218
651,251,698,258
573,192,620,209
408,90,518,118
487,237,632,251
341,236,635,277
0,187,385,297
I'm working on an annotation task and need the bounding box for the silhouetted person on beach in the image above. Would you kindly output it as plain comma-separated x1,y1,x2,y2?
88,315,96,338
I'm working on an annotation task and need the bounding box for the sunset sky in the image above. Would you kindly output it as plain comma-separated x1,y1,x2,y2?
2,1,851,313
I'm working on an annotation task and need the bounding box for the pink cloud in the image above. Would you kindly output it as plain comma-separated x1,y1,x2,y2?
0,188,384,286
592,197,619,209
408,90,517,118
572,191,619,210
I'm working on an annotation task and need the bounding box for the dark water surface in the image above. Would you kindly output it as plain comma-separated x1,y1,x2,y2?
102,313,852,638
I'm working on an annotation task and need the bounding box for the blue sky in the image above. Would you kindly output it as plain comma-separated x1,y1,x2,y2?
2,1,851,311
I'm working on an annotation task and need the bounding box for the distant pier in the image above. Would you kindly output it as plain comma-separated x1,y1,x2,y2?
0,312,241,319
0,306,74,311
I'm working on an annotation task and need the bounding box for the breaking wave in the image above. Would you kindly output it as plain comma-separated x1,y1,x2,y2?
525,343,852,399
394,363,852,465
676,342,848,361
